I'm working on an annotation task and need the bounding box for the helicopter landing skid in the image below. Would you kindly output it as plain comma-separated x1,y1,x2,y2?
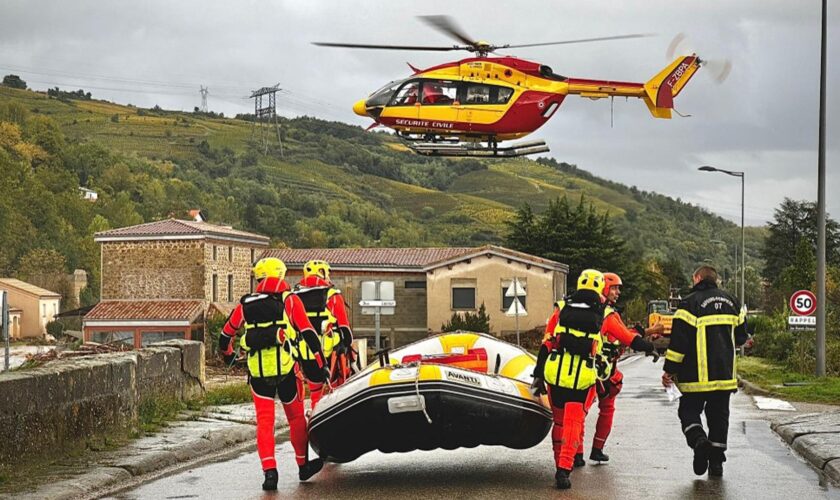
409,139,550,158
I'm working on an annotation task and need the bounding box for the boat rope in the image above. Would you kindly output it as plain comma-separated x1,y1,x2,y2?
414,361,433,424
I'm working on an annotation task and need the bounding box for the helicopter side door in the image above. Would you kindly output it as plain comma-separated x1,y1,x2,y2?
458,82,516,132
416,80,460,132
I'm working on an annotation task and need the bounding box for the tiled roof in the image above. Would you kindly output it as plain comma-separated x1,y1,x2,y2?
0,278,61,298
261,245,567,271
94,219,269,245
85,300,205,322
262,247,473,269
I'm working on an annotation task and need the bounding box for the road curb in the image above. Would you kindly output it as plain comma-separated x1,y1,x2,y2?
21,416,288,500
736,375,772,397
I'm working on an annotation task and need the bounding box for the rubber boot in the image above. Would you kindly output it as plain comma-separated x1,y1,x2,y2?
590,448,610,463
693,437,711,476
709,461,723,477
299,458,324,481
573,453,586,468
262,468,278,491
555,468,571,489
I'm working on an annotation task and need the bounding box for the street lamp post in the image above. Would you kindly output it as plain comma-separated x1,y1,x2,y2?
699,166,745,307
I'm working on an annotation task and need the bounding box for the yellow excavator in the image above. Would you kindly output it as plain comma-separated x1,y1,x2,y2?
648,288,681,353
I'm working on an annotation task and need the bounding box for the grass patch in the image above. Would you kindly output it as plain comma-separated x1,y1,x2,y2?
201,382,252,406
138,394,187,434
738,356,840,404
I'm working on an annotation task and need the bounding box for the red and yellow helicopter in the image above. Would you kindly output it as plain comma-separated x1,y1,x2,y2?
316,16,714,157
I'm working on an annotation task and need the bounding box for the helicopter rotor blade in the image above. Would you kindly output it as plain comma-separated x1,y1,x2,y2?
313,42,463,52
504,33,654,49
417,15,477,47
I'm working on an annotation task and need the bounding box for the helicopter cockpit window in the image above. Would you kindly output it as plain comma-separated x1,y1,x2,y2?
421,81,458,105
367,80,404,107
389,81,421,106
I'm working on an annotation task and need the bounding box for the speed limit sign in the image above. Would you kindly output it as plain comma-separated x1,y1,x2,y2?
790,290,817,316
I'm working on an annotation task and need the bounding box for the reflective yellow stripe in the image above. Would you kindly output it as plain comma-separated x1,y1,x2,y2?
697,324,708,382
244,320,286,330
696,314,739,327
673,309,697,326
665,349,684,363
738,307,747,325
677,379,738,392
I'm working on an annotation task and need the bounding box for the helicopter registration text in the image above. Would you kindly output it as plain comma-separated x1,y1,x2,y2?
395,119,454,129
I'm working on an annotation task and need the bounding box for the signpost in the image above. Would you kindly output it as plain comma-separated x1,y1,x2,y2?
504,278,527,346
360,281,395,350
788,290,817,332
1,291,8,372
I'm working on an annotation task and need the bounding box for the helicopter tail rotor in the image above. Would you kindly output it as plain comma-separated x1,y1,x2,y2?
667,32,732,84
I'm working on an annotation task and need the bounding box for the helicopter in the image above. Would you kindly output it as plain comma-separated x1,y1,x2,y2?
315,16,712,158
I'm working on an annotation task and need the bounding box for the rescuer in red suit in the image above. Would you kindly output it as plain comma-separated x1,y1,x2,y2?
218,258,326,491
581,272,662,465
294,259,355,409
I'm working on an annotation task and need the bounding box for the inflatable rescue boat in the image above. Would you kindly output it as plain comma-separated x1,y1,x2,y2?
309,332,551,463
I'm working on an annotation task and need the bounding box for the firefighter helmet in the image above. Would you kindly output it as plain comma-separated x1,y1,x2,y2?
577,269,605,294
602,272,623,296
253,258,286,281
303,259,331,280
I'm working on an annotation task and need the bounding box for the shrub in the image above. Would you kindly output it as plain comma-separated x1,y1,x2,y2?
750,313,795,363
110,114,119,123
441,302,490,333
45,320,64,338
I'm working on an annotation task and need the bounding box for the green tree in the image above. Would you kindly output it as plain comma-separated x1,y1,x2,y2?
506,195,626,290
2,74,26,89
763,198,840,284
16,248,69,297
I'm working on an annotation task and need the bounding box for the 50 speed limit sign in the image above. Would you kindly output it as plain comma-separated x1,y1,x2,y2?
789,290,817,316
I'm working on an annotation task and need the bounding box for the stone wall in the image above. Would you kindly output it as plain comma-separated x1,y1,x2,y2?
101,240,205,300
204,240,261,303
0,340,204,465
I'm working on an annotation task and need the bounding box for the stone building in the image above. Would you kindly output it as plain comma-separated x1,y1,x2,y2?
84,219,270,346
263,245,568,348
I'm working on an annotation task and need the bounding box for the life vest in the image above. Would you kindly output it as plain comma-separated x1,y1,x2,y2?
543,298,604,390
597,305,623,380
239,291,296,378
294,285,341,359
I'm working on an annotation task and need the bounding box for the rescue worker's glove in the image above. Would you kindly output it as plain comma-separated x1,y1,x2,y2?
630,335,655,354
632,324,646,337
222,351,236,367
530,373,547,396
333,341,347,356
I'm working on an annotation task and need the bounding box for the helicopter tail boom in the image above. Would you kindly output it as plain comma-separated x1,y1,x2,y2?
642,55,701,118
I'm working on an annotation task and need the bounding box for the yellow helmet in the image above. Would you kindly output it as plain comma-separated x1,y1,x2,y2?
303,259,331,280
577,269,605,294
253,257,286,281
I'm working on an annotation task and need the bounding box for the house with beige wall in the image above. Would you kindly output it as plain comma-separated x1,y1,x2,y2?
263,245,568,348
85,218,270,347
0,278,61,339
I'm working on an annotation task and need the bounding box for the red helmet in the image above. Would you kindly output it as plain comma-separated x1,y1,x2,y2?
602,272,623,296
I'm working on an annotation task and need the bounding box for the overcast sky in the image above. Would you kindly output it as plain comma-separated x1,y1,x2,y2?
1,0,837,226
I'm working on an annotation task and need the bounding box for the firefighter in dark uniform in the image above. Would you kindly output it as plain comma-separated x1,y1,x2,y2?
662,265,749,477
533,269,606,490
294,259,355,410
218,258,326,490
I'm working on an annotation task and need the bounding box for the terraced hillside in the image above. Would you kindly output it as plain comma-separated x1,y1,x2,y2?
0,85,762,294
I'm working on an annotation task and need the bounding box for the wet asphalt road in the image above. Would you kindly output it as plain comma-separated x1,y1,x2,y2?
108,355,838,499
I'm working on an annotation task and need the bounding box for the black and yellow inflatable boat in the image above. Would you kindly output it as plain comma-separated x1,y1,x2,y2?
308,332,551,463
